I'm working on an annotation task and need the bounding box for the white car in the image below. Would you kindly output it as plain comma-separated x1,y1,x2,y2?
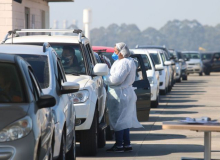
131,49,163,108
4,29,109,156
181,51,203,76
147,49,170,95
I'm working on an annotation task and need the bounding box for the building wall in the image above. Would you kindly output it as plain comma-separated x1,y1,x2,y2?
0,0,13,41
0,0,49,40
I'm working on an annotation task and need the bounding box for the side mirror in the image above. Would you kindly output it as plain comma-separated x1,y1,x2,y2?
37,95,56,108
164,61,172,66
155,65,164,71
61,82,79,94
93,63,109,76
179,59,183,62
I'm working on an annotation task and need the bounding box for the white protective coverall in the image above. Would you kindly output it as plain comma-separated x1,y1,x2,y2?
105,56,143,131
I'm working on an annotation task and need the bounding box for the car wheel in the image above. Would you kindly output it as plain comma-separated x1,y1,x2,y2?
98,114,106,148
182,75,187,80
205,71,210,75
80,108,98,156
58,132,66,160
160,89,167,95
151,96,159,108
199,72,203,76
67,129,76,160
176,77,181,83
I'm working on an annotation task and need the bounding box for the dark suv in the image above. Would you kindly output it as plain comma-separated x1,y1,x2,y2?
201,52,220,75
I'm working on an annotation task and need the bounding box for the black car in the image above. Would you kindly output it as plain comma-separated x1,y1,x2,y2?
201,52,220,75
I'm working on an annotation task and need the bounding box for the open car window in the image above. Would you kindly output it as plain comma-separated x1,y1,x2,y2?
0,63,25,103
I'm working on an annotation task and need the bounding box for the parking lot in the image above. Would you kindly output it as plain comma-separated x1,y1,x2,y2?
77,73,220,160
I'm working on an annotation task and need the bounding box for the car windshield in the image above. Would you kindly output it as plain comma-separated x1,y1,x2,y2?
183,53,200,59
150,53,161,65
97,52,114,65
141,54,152,70
51,44,86,75
18,55,49,89
201,54,212,60
0,63,25,103
160,53,166,62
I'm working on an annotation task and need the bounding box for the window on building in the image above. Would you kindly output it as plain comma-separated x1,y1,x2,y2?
41,10,46,29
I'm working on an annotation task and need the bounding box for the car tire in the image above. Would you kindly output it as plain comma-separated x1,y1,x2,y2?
151,96,159,108
199,72,203,76
80,108,98,156
160,89,167,95
182,75,187,80
67,129,76,160
58,132,66,160
98,114,106,148
106,125,114,140
176,77,181,82
168,85,172,92
205,71,210,75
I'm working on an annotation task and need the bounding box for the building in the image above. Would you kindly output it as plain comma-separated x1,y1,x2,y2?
0,0,73,40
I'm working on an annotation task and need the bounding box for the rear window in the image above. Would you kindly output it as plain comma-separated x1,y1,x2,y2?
201,54,212,60
183,53,200,59
18,55,50,89
150,53,161,65
0,63,25,103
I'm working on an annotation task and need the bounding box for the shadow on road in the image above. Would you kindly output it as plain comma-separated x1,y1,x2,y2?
150,111,198,115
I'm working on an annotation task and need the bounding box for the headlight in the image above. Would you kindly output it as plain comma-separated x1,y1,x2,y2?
0,116,32,142
73,90,89,104
148,77,154,84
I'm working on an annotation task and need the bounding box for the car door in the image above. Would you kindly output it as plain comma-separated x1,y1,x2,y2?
29,70,53,159
57,57,74,137
130,54,151,122
85,43,104,118
213,53,220,71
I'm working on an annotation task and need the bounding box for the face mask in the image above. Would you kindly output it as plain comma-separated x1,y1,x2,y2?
112,52,119,61
61,56,72,66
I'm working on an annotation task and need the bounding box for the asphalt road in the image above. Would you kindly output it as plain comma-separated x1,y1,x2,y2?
76,73,220,160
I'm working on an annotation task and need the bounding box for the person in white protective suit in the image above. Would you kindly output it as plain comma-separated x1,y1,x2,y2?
104,42,143,153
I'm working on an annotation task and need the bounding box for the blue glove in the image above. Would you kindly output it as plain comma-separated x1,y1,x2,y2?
103,76,107,81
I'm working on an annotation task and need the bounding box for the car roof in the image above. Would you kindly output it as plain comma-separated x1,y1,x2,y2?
92,46,114,53
201,52,217,54
0,44,47,55
181,51,200,54
0,53,17,63
5,35,80,44
137,45,167,49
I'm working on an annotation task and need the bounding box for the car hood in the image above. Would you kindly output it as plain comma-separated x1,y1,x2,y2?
0,103,29,131
187,59,201,64
202,60,211,64
66,75,90,89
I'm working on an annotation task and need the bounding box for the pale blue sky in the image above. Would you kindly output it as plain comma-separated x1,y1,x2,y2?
49,0,220,31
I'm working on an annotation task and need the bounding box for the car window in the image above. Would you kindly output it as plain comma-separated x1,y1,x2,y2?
29,71,40,101
133,57,144,81
214,53,220,61
141,54,152,70
98,52,114,64
18,54,50,89
201,54,212,60
183,53,200,59
57,60,66,88
150,53,161,65
51,44,86,74
160,53,166,62
0,63,25,103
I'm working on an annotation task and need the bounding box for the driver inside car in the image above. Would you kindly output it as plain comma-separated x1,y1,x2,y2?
0,70,22,103
61,46,80,73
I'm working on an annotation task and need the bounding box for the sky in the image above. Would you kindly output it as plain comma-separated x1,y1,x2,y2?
49,0,220,31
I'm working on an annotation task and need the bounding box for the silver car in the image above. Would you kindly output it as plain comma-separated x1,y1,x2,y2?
0,44,79,160
0,53,56,160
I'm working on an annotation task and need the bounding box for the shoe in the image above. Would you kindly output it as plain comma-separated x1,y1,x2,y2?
106,144,124,153
124,146,133,152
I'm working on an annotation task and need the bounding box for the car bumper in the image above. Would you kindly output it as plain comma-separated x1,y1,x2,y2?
186,65,202,73
75,99,96,130
150,84,157,101
0,132,36,160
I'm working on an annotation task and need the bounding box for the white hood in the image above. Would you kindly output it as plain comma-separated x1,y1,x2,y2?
187,59,201,64
66,75,90,89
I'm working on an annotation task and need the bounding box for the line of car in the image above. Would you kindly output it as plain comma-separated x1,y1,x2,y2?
1,29,220,160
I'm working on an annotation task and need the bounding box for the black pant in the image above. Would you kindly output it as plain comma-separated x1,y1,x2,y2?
115,128,130,147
